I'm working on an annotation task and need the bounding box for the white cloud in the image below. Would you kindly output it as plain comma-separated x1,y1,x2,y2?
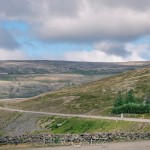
64,43,149,62
0,49,27,60
64,50,124,62
125,44,149,61
35,6,150,42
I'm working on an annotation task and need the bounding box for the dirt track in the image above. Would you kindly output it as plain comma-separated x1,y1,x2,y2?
1,106,150,123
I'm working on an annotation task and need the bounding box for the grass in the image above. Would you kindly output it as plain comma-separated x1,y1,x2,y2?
5,67,150,116
0,110,21,136
35,116,150,134
0,130,4,136
0,67,149,118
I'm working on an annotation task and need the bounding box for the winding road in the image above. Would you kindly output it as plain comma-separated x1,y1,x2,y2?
0,106,150,123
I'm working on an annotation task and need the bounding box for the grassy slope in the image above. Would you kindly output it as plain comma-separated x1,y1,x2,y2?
1,68,150,137
0,73,104,99
0,110,21,136
0,110,149,137
35,116,150,134
5,67,150,115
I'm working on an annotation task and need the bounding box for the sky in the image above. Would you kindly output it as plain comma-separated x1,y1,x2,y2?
0,0,150,62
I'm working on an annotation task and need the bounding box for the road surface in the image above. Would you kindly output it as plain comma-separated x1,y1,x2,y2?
24,141,150,150
0,106,150,123
0,98,27,102
1,141,150,150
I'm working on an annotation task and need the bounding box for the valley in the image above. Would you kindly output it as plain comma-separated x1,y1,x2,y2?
0,60,149,99
0,61,150,147
3,66,150,116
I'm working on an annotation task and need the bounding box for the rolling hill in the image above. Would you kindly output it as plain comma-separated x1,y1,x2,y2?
0,60,150,99
0,66,150,136
5,67,150,116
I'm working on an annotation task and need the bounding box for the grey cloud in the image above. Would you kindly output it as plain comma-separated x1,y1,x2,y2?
33,0,150,43
95,41,131,57
0,0,33,19
88,0,150,11
45,0,80,17
0,0,80,20
0,27,19,50
1,0,150,44
1,0,150,19
36,15,150,43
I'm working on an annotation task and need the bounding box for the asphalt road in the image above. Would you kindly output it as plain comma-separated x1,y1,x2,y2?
27,141,150,150
1,141,150,150
0,106,150,123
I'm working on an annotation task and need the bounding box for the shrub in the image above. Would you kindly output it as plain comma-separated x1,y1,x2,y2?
114,91,124,107
112,103,150,114
125,89,135,104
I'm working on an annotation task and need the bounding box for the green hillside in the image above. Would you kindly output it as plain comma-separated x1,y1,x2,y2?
6,67,150,115
35,116,150,134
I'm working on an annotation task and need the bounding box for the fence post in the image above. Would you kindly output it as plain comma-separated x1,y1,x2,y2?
43,138,45,145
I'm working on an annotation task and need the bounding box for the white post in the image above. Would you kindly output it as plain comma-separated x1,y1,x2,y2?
121,113,124,120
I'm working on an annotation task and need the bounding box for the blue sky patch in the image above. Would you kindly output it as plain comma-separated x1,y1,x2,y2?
0,20,29,32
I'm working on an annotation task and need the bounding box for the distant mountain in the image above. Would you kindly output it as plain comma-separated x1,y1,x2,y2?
0,60,150,75
0,60,149,99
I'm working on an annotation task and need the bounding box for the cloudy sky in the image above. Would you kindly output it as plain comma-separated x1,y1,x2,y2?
0,0,150,62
